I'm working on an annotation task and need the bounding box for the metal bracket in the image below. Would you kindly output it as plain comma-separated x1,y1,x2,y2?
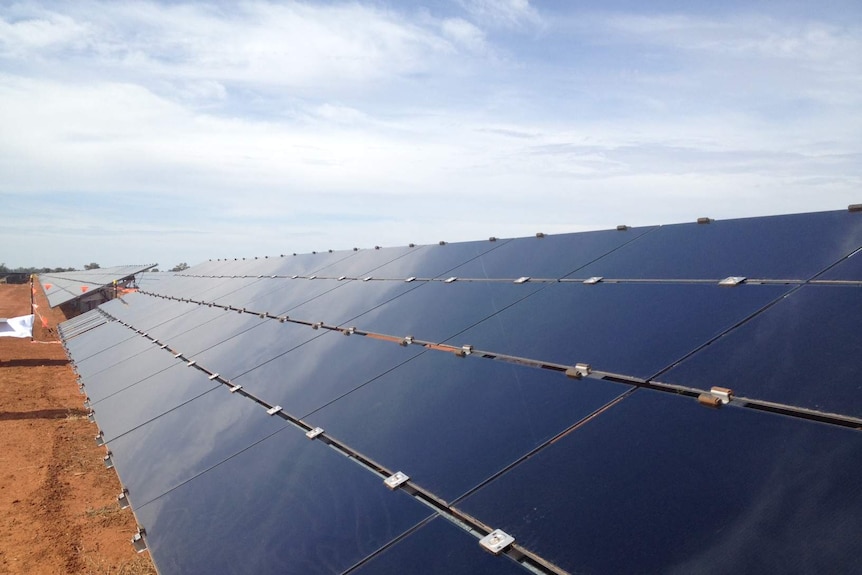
104,452,114,469
131,529,147,553
306,427,325,440
697,217,712,224
848,204,862,212
565,363,592,379
617,224,629,231
337,276,346,281
384,471,410,490
456,345,473,357
514,276,530,284
95,431,105,446
583,276,603,285
400,336,414,346
186,360,196,367
117,489,130,509
718,276,746,286
444,276,457,283
266,405,283,416
87,410,96,423
229,384,242,393
363,276,373,282
405,276,416,283
308,275,317,280
697,386,733,408
710,386,733,404
479,529,515,555
208,373,220,380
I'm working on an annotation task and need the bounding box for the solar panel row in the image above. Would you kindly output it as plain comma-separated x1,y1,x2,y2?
60,209,862,574
40,264,157,308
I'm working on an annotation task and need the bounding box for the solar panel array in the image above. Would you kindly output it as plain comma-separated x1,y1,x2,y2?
59,209,862,574
39,264,157,308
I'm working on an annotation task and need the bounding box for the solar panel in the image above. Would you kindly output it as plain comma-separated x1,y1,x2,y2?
39,264,157,308
573,210,862,280
457,388,862,574
132,425,432,575
348,516,528,574
59,208,862,574
657,284,862,418
306,350,630,501
451,282,791,379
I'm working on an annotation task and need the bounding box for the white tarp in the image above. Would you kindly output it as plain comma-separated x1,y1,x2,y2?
0,314,34,338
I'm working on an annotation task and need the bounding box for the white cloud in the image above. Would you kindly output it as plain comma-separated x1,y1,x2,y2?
0,10,91,56
0,1,859,267
0,1,456,92
441,18,487,52
458,0,541,29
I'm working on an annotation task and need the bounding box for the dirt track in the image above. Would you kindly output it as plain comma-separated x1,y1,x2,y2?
0,283,156,575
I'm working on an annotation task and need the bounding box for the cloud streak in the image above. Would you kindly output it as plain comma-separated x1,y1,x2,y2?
0,1,860,268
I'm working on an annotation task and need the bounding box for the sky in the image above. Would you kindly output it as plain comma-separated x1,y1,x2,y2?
1,0,861,269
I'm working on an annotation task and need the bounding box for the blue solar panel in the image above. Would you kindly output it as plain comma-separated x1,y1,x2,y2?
107,385,289,508
816,249,862,280
349,516,529,574
308,352,630,501
457,388,862,574
59,209,862,574
349,239,510,279
658,285,862,417
451,282,790,379
84,346,179,404
134,425,433,575
62,319,138,362
182,317,326,380
71,331,159,379
573,210,862,280
444,226,656,279
93,362,219,442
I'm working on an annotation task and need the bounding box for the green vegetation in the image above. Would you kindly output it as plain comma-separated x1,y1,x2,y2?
0,262,78,274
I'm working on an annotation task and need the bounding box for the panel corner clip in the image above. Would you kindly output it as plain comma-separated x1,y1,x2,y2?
565,363,592,379
479,529,515,555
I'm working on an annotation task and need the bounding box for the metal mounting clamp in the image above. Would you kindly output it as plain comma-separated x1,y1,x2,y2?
479,529,515,555
306,427,325,439
718,276,746,286
384,471,410,490
697,386,734,408
565,363,592,379
131,529,147,553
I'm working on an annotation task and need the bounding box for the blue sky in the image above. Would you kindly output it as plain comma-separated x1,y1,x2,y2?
1,0,860,269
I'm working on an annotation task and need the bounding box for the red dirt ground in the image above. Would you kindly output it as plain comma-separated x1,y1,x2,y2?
0,283,156,575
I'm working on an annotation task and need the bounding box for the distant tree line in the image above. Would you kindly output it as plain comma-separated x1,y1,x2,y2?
0,262,78,274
